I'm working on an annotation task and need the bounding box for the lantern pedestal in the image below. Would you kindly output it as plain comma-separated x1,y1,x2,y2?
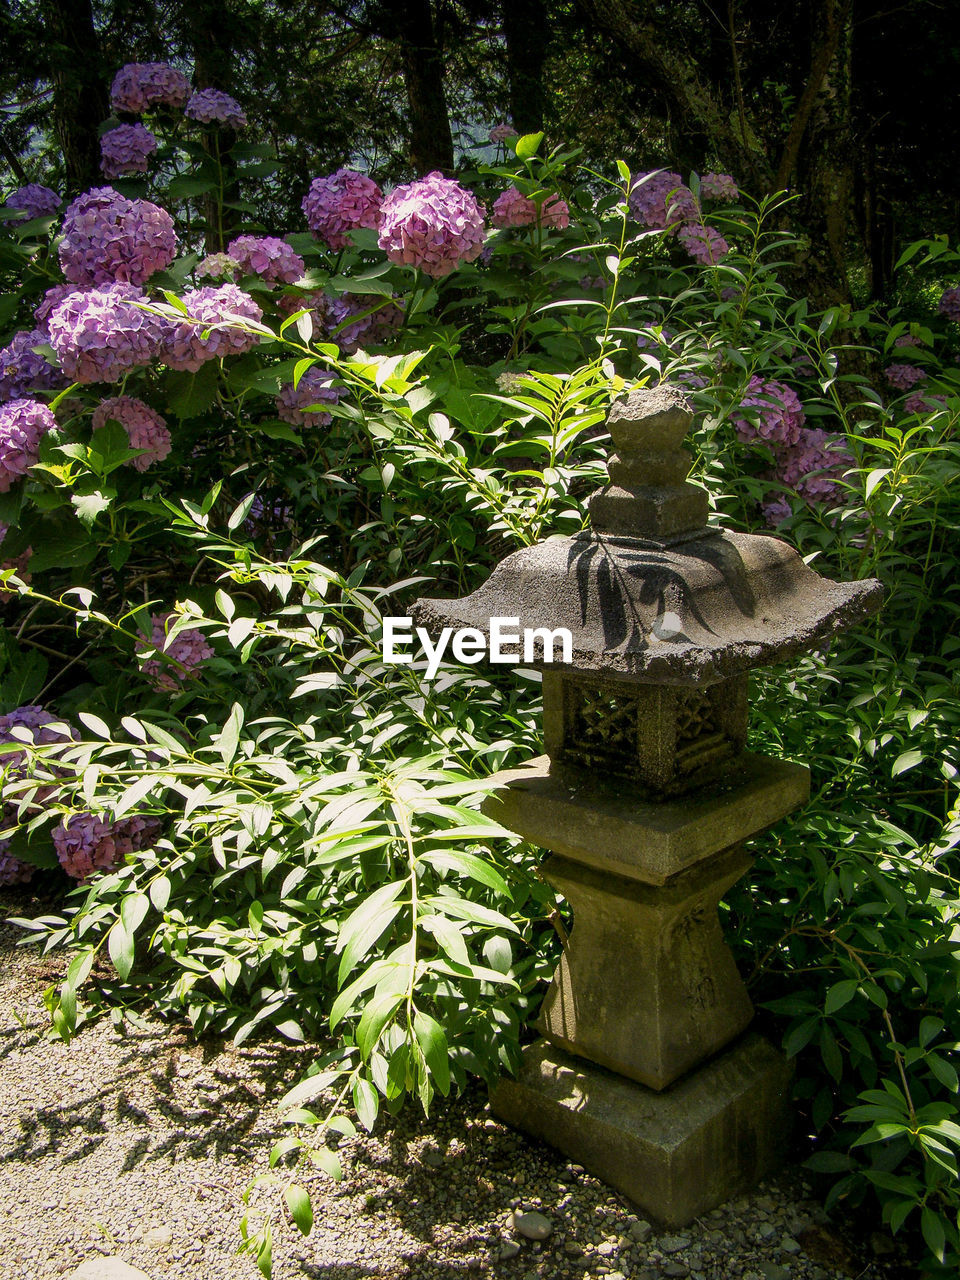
491,1033,793,1228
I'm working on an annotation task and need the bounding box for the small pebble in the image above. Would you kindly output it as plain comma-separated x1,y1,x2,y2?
511,1210,553,1241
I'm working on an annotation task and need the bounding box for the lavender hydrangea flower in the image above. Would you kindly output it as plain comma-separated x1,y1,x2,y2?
137,612,214,691
92,396,172,471
0,400,56,491
894,334,925,349
53,811,160,881
59,187,177,288
699,173,739,201
48,284,165,383
937,287,960,322
379,172,485,278
33,285,74,327
227,235,305,284
0,330,67,402
325,293,404,352
4,184,61,219
489,123,518,145
629,171,698,230
161,284,263,372
0,842,34,886
732,377,805,448
100,124,158,179
302,169,383,251
185,89,247,129
761,495,792,527
904,390,947,414
110,62,191,114
677,223,729,265
885,363,926,390
491,187,569,231
778,427,852,504
275,367,341,426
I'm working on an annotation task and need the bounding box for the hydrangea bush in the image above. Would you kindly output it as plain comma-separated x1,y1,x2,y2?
1,88,960,1276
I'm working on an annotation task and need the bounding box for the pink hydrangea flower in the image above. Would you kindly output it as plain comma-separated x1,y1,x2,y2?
677,223,729,265
937,287,960,322
161,284,263,371
137,612,214,691
5,184,61,219
491,187,569,231
185,89,246,129
53,811,160,881
110,62,191,113
59,187,177,288
100,124,158,179
732,377,805,447
48,284,165,383
699,173,738,201
275,367,341,426
378,172,486,278
92,396,172,471
629,171,698,230
885,363,926,390
489,123,518,145
0,705,77,808
0,400,56,491
227,235,304,284
778,427,852,504
0,329,67,402
302,169,383,251
325,293,404,352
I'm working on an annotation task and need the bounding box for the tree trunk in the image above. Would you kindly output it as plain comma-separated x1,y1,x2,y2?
396,0,454,174
186,0,241,250
41,0,109,195
502,0,547,134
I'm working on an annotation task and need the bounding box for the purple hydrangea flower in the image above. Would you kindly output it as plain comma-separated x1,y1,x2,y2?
137,612,214,691
302,169,383,251
699,173,738,201
5,184,61,219
629,171,698,230
761,495,792,527
59,187,177,288
53,811,160,881
491,187,570,231
904,390,947,414
110,62,191,114
379,172,486,278
677,223,729,265
227,235,305,285
0,400,56,491
48,284,165,383
0,330,67,402
92,395,172,471
732,377,805,448
894,334,925,349
937,287,960,322
161,284,263,372
0,842,34,886
100,124,158,179
489,123,518,145
275,367,341,426
885,363,926,390
0,705,77,808
185,89,246,129
33,285,74,327
325,293,404,352
778,427,852,504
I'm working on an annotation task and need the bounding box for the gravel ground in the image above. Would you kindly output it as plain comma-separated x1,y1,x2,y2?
0,913,913,1280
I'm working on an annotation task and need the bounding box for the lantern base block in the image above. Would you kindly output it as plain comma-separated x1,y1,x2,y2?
490,1032,792,1228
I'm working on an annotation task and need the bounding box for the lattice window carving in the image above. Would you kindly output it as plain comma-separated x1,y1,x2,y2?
569,685,639,767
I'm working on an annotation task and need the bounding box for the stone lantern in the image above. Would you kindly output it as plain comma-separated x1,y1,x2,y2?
411,387,882,1225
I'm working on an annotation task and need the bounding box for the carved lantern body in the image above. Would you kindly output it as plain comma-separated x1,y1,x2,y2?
411,387,881,1225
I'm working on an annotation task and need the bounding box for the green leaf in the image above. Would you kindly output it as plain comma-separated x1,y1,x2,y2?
284,1184,313,1236
892,749,923,777
120,891,150,936
353,1077,379,1132
421,848,510,895
108,922,135,980
356,990,404,1060
71,490,111,527
216,702,245,766
278,1069,343,1111
515,131,544,160
413,1010,450,1095
824,980,858,1015
921,1206,947,1262
336,881,406,986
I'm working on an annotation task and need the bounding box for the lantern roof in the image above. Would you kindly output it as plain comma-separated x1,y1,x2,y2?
411,386,882,686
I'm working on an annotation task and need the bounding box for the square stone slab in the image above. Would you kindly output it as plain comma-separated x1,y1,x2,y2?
491,1033,792,1227
483,751,809,885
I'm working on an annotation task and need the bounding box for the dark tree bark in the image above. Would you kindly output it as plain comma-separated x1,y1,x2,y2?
41,0,109,195
502,0,547,134
395,0,455,174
